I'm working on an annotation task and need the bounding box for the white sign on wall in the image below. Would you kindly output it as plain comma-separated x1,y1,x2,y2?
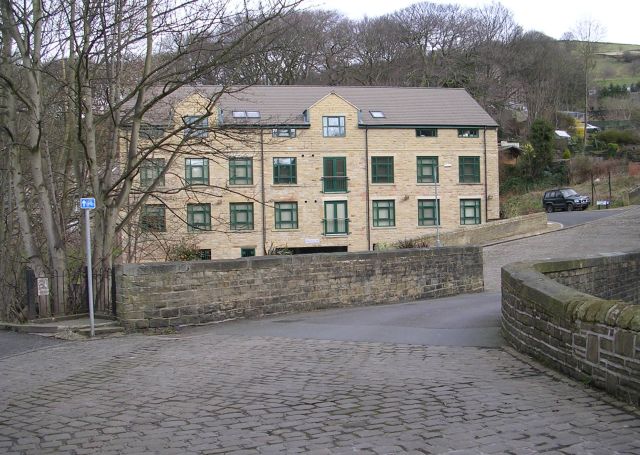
37,278,49,296
304,238,320,245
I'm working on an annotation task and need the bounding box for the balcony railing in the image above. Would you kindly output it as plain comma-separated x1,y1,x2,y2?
323,218,349,235
322,176,348,193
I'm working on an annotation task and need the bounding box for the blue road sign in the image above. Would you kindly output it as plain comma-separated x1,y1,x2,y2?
80,197,96,210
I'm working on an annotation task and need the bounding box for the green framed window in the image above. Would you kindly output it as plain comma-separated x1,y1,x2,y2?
140,204,166,232
140,158,165,188
322,116,345,137
323,201,348,235
197,249,211,260
460,199,481,225
458,128,479,138
418,199,440,226
241,248,255,257
372,200,395,227
459,156,480,183
229,157,253,185
187,203,211,232
272,128,296,138
273,158,297,184
323,157,347,193
417,156,438,183
275,202,298,229
416,128,437,137
371,157,394,184
183,115,209,138
230,203,254,230
185,158,209,185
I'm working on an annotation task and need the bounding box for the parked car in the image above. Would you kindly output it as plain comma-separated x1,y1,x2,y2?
542,188,590,212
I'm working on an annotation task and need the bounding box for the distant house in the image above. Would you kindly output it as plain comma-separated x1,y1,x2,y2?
499,141,522,166
555,130,571,150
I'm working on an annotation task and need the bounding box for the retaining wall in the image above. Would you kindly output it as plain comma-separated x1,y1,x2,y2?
116,247,483,330
419,212,549,247
502,251,640,405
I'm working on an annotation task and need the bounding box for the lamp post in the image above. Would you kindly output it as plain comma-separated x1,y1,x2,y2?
434,163,452,247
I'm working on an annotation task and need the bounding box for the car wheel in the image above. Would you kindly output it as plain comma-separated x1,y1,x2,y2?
567,203,574,212
546,204,554,213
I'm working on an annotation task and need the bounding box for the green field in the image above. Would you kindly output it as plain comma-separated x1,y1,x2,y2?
563,41,640,87
592,42,640,86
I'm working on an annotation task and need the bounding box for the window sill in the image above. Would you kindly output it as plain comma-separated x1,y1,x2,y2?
271,184,299,187
458,182,482,185
371,183,395,186
322,233,349,237
372,226,396,230
228,184,255,188
416,225,440,229
416,182,439,186
272,228,300,232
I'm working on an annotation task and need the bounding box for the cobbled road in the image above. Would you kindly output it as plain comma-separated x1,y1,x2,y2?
1,207,640,454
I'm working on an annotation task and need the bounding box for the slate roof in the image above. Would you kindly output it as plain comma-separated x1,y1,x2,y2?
128,85,497,128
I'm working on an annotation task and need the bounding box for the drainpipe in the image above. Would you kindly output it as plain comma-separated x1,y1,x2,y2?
260,128,266,255
483,126,488,223
365,126,371,251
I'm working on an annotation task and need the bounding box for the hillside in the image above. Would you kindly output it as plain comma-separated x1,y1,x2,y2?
592,42,640,86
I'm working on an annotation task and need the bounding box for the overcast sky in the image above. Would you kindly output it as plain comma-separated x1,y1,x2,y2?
310,0,640,45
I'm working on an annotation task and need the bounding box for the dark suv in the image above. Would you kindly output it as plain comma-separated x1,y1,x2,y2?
543,188,590,212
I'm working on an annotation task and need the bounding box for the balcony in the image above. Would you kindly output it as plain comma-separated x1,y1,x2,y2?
322,176,348,193
323,218,349,235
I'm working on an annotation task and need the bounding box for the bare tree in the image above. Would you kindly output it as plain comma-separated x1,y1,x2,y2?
0,0,300,318
566,19,606,149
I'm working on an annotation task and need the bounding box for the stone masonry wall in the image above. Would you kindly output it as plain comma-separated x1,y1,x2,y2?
502,251,640,405
117,247,483,330
543,255,640,304
416,212,548,247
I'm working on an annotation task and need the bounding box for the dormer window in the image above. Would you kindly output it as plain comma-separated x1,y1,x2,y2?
232,110,260,119
183,116,208,138
272,128,296,138
370,111,385,118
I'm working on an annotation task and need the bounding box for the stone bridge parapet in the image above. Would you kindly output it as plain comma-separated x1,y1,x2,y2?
502,250,640,405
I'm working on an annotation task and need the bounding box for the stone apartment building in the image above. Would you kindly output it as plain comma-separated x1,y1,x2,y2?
125,85,499,261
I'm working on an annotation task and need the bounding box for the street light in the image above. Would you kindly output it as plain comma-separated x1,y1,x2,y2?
434,163,452,247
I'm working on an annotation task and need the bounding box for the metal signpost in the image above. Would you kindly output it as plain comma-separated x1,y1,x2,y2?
80,197,96,337
434,163,452,247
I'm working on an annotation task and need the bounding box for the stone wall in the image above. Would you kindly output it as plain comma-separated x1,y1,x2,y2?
417,212,549,247
116,247,483,329
502,251,640,405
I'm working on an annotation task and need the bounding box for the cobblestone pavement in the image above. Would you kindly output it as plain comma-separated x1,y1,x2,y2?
3,330,640,454
483,206,640,291
2,207,640,454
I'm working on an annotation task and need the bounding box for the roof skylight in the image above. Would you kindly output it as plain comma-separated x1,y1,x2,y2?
232,111,261,119
370,111,385,118
232,110,260,118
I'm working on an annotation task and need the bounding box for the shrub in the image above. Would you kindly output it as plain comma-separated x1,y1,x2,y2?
394,238,431,249
167,238,203,261
562,149,571,159
596,129,640,145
